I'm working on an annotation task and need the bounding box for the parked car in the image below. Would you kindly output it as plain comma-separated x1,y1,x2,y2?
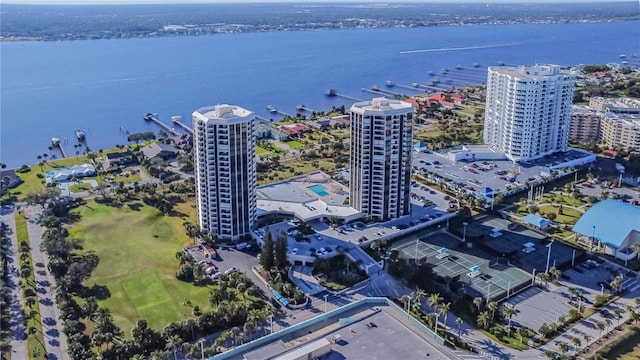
224,267,237,275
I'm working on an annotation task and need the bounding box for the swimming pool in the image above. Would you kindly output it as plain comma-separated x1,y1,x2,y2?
307,184,329,197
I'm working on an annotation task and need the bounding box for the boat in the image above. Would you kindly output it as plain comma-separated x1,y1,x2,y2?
385,80,394,87
75,129,86,142
429,78,440,86
498,61,505,66
456,64,464,70
266,104,277,113
324,89,337,96
441,67,448,74
428,71,435,76
372,84,380,91
412,82,419,88
144,113,157,121
296,104,305,111
51,137,60,146
620,54,627,59
473,63,480,68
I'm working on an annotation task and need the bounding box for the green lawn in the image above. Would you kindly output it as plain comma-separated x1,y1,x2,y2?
68,202,212,334
69,183,93,193
256,146,273,157
15,214,47,360
285,140,305,150
539,205,582,225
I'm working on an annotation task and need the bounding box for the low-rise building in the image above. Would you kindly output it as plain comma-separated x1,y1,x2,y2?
140,143,178,161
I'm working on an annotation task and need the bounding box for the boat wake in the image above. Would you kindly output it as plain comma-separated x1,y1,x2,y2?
399,42,521,54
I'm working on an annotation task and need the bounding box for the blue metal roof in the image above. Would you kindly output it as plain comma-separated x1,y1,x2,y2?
522,213,550,227
572,199,640,249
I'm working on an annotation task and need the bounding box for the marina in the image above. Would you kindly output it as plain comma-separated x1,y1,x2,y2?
143,113,180,136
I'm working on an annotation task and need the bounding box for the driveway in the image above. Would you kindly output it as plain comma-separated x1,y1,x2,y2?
22,205,70,360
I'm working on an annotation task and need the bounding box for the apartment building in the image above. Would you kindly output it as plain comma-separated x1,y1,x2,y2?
599,113,640,151
349,97,414,221
569,105,601,144
193,104,257,241
484,64,575,162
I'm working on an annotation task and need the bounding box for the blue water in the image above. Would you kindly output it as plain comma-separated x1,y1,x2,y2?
1,21,639,167
308,184,329,197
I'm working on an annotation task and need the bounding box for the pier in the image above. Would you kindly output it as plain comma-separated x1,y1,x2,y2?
57,143,68,158
144,113,180,136
394,83,428,92
171,116,193,135
51,138,68,158
326,90,363,102
296,105,315,113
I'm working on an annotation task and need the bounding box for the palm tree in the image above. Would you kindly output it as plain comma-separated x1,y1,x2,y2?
605,318,612,333
439,302,451,328
596,320,605,338
165,334,182,360
571,336,582,355
473,297,483,313
557,342,569,356
487,301,498,321
632,242,640,260
614,309,623,328
502,306,518,337
455,317,463,337
477,311,491,329
413,289,426,309
583,334,591,347
428,293,443,332
400,295,411,312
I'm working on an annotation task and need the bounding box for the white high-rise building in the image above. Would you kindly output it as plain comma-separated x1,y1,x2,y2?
483,64,575,162
349,97,414,221
193,104,257,242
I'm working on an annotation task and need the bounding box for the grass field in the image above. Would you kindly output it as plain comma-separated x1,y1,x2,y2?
69,183,93,193
14,214,47,360
539,205,583,225
256,146,272,157
284,140,305,150
68,201,212,335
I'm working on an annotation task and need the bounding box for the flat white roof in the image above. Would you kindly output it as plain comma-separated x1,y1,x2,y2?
257,199,360,222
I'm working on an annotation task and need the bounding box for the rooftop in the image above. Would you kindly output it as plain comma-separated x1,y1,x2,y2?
213,297,456,360
572,199,640,249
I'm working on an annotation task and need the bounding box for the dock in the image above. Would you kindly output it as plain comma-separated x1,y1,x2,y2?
171,116,193,135
51,138,68,158
144,113,180,136
326,89,363,102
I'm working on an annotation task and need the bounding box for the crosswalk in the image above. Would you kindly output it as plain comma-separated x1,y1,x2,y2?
451,350,484,359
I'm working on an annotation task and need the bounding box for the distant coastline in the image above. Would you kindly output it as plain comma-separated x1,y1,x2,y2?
1,2,638,43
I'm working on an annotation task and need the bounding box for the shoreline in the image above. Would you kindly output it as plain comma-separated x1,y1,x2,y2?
2,19,638,44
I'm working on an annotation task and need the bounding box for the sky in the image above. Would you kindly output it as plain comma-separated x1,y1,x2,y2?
1,0,633,4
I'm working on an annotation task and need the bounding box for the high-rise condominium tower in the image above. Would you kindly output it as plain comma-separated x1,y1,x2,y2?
193,104,256,241
483,64,575,162
349,97,414,221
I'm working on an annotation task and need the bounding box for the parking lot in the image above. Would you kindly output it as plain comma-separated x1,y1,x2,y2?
507,258,636,332
411,148,593,198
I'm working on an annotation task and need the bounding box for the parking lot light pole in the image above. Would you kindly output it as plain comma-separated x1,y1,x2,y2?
415,239,419,265
463,222,468,243
324,294,328,313
269,315,274,334
200,339,205,360
531,268,536,286
601,284,605,296
545,240,554,274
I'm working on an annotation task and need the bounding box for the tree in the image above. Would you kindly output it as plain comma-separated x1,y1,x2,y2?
557,342,569,356
455,317,463,337
412,289,426,309
260,228,275,272
538,322,551,338
438,302,451,327
477,311,491,329
183,221,200,244
502,306,517,337
274,232,288,270
165,334,182,360
487,301,498,320
596,320,605,338
473,297,483,313
614,309,623,328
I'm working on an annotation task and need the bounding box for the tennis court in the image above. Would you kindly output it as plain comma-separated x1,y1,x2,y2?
390,232,531,301
477,216,583,272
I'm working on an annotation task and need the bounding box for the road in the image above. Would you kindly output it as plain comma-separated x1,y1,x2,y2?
23,205,70,360
2,205,28,359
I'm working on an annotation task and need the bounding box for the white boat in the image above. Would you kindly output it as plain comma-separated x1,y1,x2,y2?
296,104,305,110
266,104,277,113
385,80,394,87
51,137,60,146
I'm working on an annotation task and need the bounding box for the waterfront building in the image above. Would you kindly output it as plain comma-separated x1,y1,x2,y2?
569,105,601,144
193,104,257,241
483,64,575,162
349,97,414,221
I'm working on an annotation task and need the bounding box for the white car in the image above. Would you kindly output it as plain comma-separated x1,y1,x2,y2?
315,234,323,240
291,248,299,255
224,267,237,275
